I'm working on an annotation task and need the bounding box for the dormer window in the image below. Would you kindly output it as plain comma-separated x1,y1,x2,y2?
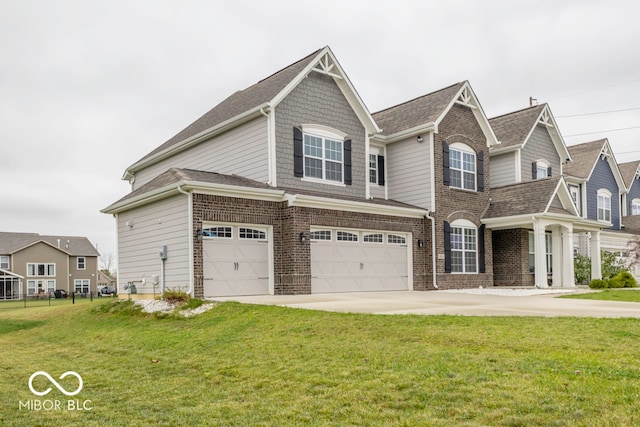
532,160,552,179
597,189,612,223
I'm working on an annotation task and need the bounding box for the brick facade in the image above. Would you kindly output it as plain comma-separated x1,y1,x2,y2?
433,104,494,288
492,229,535,287
191,193,432,297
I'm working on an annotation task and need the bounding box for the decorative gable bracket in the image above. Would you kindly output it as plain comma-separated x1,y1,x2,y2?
311,53,343,80
600,143,612,161
454,87,477,109
538,109,554,128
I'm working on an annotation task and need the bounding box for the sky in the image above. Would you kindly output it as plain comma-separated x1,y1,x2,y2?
2,0,640,270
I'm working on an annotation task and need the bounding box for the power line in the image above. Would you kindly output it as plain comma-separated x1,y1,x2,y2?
563,125,640,137
547,78,640,102
557,107,640,118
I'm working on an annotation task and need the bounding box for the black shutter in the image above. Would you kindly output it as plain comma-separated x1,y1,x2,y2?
478,224,486,274
443,141,450,186
547,166,552,177
293,127,303,177
377,155,385,186
532,162,537,179
444,221,452,273
477,151,484,192
344,139,352,185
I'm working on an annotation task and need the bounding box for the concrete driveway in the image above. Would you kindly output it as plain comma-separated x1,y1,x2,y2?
213,289,640,318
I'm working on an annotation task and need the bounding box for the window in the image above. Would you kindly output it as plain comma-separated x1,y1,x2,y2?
597,190,612,222
369,154,378,184
529,232,552,274
310,230,331,241
0,256,8,270
388,234,406,245
74,279,90,294
363,233,383,243
532,160,551,179
337,231,358,242
449,145,476,191
27,263,55,277
202,227,232,238
27,280,36,296
569,186,580,213
46,280,55,294
239,228,266,240
451,224,477,273
304,134,343,183
632,199,640,215
77,257,86,270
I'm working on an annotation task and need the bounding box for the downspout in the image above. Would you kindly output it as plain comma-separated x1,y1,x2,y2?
260,106,276,186
426,211,438,289
177,185,194,296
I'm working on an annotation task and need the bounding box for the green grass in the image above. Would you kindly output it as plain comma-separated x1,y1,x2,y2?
1,301,639,426
560,289,640,303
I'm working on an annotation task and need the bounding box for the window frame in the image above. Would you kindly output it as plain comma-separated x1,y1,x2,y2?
74,279,90,294
77,257,86,270
450,220,477,274
27,263,56,277
597,189,612,223
449,143,476,192
301,125,347,185
631,198,640,216
528,232,552,274
0,256,8,270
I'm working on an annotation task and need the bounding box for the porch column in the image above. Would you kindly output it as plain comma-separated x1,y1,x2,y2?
562,228,575,287
590,231,602,280
551,227,562,287
533,219,548,287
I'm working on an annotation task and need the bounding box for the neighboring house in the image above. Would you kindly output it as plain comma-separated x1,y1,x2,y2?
617,160,640,278
103,46,632,298
97,270,116,288
486,105,604,287
0,232,100,299
563,139,630,278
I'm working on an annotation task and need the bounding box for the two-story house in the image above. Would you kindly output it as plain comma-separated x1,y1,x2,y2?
486,105,604,288
104,46,508,298
0,232,100,299
619,160,640,278
563,139,629,279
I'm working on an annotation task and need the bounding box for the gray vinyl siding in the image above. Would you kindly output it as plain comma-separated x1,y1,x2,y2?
585,157,621,230
370,183,385,199
133,117,269,190
490,152,516,187
275,72,366,197
627,180,640,214
117,194,190,293
386,136,431,210
550,195,563,209
520,125,561,182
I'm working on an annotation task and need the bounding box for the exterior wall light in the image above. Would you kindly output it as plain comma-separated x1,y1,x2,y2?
417,135,424,143
196,228,203,241
418,239,424,248
299,232,306,243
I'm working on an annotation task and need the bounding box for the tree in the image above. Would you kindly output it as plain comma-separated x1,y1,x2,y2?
99,252,115,275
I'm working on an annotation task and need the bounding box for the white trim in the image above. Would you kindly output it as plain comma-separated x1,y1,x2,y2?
287,194,428,218
372,123,437,144
522,105,571,162
515,150,522,183
429,133,436,210
300,124,347,140
301,177,346,187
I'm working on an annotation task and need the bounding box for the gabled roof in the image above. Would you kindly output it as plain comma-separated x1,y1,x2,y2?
483,176,578,219
618,160,640,190
0,232,99,256
564,139,626,191
372,81,499,146
125,46,379,177
489,103,570,161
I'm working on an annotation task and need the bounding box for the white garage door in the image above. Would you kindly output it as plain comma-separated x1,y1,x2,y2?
202,225,270,297
311,228,410,293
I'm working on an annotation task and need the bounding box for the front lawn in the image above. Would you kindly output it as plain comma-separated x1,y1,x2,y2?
560,289,640,303
0,301,639,426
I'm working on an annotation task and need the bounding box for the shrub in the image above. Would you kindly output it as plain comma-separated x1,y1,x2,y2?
601,251,628,279
589,279,609,289
574,254,591,285
610,271,637,288
162,288,191,304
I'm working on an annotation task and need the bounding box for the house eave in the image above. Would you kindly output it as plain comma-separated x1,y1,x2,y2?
123,103,272,179
489,144,522,156
286,194,428,218
372,123,436,144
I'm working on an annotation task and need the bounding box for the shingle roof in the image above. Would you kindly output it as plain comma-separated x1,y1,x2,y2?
483,176,569,219
372,82,465,136
563,139,606,179
135,48,323,164
619,160,640,189
489,104,546,147
0,232,99,256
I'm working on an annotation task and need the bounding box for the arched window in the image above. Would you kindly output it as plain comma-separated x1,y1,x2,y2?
532,159,551,179
597,189,612,223
449,143,476,191
449,219,477,273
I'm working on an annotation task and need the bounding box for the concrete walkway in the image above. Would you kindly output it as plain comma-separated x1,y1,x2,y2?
213,289,640,318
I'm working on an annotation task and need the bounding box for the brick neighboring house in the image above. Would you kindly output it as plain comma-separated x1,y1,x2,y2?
0,232,100,299
103,46,635,298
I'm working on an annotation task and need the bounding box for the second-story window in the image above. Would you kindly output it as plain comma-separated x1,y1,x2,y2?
304,134,343,182
0,256,9,270
532,160,552,179
450,145,476,191
632,198,640,215
77,257,86,270
597,189,612,222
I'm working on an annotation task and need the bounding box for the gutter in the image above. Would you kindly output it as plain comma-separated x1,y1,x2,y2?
426,211,438,289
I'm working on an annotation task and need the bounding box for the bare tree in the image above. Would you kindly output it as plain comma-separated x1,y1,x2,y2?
99,252,115,275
